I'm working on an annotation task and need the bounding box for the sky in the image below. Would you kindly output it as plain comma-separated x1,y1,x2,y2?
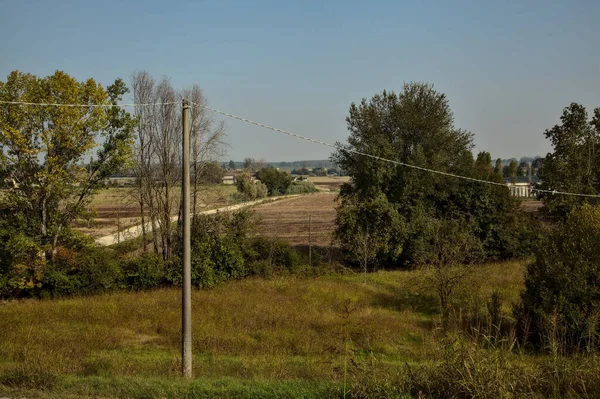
1,0,599,162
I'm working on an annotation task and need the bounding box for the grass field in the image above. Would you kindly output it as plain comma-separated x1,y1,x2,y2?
0,261,530,398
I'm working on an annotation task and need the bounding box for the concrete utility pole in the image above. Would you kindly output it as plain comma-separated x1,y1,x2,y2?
182,99,192,378
308,214,312,266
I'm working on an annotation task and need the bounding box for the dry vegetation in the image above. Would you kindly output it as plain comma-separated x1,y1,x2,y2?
0,261,528,398
253,193,337,247
73,185,237,238
308,175,350,192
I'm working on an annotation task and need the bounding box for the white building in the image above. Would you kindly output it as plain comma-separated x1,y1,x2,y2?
506,182,533,198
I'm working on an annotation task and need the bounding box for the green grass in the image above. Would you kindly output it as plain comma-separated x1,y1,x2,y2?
1,260,577,398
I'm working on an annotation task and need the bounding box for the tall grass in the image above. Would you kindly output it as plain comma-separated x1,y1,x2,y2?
2,260,597,398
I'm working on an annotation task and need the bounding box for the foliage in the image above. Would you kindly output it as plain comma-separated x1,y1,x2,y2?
0,70,135,260
197,161,224,184
517,204,600,353
507,159,518,183
538,103,600,219
123,253,165,290
246,236,301,277
422,218,484,325
333,83,525,268
256,167,293,196
286,181,318,194
172,210,257,288
234,173,268,201
334,192,404,268
242,157,266,172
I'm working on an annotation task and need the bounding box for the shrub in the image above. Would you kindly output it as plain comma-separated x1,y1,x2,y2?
516,203,600,353
40,245,122,298
234,173,268,201
123,253,165,290
286,181,319,194
256,167,293,196
171,210,256,288
247,236,301,275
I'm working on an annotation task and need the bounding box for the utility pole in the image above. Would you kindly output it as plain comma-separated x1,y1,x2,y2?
182,99,192,378
116,207,120,244
308,214,312,266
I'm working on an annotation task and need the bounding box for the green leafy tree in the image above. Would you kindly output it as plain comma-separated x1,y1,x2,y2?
538,103,600,219
197,161,224,184
235,173,267,200
516,204,600,352
333,83,523,267
494,158,503,181
508,159,518,183
0,70,135,261
256,167,293,196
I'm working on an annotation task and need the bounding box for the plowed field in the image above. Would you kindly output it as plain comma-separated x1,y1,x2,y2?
253,193,337,246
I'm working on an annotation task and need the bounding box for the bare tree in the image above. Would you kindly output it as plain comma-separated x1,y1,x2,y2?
184,85,226,220
130,72,226,261
131,71,155,253
353,226,379,285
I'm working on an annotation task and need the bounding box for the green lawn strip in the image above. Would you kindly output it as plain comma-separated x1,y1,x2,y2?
0,375,333,399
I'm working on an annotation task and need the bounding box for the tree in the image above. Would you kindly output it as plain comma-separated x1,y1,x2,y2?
334,192,403,278
197,161,224,184
0,70,135,260
538,103,600,219
532,157,543,172
243,157,266,172
475,151,493,177
494,158,503,181
256,167,292,196
130,72,225,260
332,83,523,267
516,204,600,352
234,173,267,200
228,160,235,170
424,218,483,326
508,159,518,183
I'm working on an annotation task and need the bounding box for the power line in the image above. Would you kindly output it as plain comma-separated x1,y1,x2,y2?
2,99,599,199
192,103,600,199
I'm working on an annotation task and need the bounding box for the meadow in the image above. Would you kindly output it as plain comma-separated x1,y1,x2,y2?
4,260,597,398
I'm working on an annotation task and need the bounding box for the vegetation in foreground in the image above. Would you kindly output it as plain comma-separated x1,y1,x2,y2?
2,261,600,398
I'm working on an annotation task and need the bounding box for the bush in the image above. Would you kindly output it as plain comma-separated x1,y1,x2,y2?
0,233,45,297
286,181,318,194
123,253,165,290
247,236,301,276
516,203,600,353
234,173,268,201
256,167,293,196
171,210,256,288
39,245,122,298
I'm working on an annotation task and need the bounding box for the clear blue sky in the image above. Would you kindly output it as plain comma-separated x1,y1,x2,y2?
1,0,599,162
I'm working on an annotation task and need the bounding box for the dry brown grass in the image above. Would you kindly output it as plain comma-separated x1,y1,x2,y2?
0,260,527,384
74,185,237,238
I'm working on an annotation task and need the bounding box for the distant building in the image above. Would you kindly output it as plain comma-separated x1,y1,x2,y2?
507,182,533,198
222,175,236,185
505,176,540,198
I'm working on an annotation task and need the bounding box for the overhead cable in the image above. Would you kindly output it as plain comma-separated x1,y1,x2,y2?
2,99,599,198
192,102,600,199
